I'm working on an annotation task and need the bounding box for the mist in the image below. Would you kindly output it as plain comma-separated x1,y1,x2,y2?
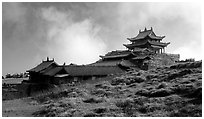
39,6,107,65
2,2,201,75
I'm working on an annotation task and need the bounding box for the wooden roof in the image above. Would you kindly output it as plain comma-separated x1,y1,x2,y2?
100,54,130,59
42,67,64,76
124,40,170,49
27,60,58,73
90,60,123,66
100,50,132,59
127,28,165,41
63,65,125,76
132,56,151,60
105,50,131,56
90,59,137,67
133,47,153,52
38,65,125,77
149,41,170,46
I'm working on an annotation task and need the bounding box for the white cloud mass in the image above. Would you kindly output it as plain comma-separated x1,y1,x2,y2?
40,6,106,64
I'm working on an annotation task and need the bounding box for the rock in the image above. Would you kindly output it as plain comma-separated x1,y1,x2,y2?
111,77,125,85
170,61,202,69
172,84,195,95
95,82,113,89
126,76,145,85
93,107,108,114
44,100,54,104
189,87,202,99
149,89,173,97
135,89,150,97
112,75,145,86
68,91,78,97
95,84,103,88
91,88,106,96
127,83,138,88
83,112,100,117
135,88,173,97
29,100,38,105
134,76,145,83
83,97,103,103
175,85,202,99
157,82,168,89
146,74,158,80
167,69,192,80
58,111,72,117
115,98,134,108
138,106,147,113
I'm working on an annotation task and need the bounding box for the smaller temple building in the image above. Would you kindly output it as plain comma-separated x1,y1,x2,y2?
27,57,125,85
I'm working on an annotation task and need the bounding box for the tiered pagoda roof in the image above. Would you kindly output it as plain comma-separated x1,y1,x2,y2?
124,27,170,51
124,40,170,49
127,27,165,41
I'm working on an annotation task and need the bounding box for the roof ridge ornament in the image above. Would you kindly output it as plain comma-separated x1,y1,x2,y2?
151,27,153,31
144,27,147,31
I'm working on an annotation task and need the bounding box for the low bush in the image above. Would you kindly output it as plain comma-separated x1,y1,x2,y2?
83,97,103,103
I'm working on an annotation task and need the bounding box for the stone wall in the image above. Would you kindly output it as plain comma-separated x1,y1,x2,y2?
148,53,180,69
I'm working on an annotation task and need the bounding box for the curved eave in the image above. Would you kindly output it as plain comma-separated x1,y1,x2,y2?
149,35,165,40
132,56,152,60
149,41,170,47
127,35,165,42
100,54,131,59
99,55,104,58
123,42,147,48
123,44,134,49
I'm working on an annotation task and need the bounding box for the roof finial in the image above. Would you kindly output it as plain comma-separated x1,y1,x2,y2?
144,27,147,31
139,29,141,33
63,62,66,66
47,57,49,61
53,58,54,61
151,27,153,31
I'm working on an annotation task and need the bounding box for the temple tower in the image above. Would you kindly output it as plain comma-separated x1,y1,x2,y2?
123,27,170,54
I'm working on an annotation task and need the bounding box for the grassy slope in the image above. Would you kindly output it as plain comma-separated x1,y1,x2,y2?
2,97,43,117
2,78,29,84
3,61,201,117
32,61,202,117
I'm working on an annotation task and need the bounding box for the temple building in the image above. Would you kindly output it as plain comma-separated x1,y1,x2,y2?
92,27,179,69
27,57,125,85
27,27,180,85
124,27,170,54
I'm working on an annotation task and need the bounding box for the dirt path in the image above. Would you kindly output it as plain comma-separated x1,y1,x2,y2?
2,97,43,117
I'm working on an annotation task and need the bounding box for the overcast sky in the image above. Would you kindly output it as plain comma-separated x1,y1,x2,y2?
2,2,202,75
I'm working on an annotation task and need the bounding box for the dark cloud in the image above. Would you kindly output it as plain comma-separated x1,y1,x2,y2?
2,2,201,75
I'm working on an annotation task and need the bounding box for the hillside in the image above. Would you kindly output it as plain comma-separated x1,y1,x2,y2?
30,61,202,117
2,61,202,117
